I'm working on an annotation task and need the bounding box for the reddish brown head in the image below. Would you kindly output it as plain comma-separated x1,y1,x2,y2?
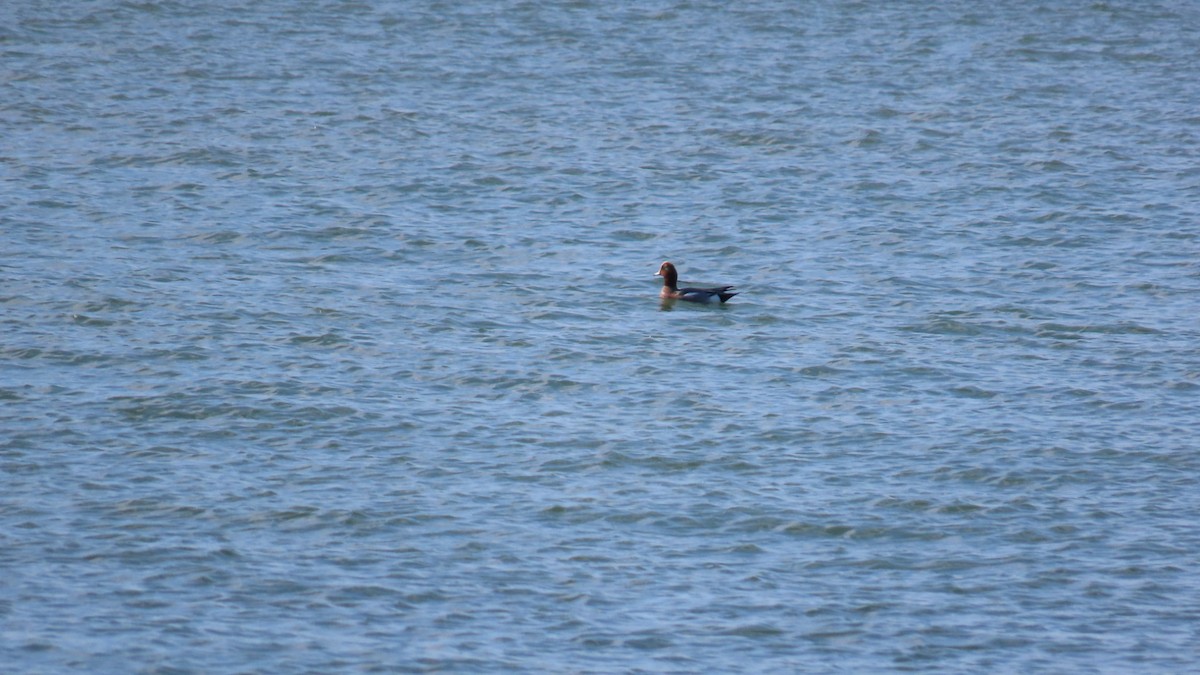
655,261,678,290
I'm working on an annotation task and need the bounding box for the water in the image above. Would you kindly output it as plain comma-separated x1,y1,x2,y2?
3,0,1200,671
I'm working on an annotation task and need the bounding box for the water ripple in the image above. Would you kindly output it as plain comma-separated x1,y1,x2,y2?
3,0,1200,672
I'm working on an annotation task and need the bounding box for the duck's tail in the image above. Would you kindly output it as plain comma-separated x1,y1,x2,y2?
718,288,739,303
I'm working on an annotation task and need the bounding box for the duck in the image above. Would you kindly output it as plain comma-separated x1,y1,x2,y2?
655,261,738,303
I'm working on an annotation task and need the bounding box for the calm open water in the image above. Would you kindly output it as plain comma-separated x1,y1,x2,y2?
3,1,1200,672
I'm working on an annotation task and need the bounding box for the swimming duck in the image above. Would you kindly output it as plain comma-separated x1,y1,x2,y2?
655,261,738,303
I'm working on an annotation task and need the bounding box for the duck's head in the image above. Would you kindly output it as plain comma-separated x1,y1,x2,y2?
655,261,679,289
